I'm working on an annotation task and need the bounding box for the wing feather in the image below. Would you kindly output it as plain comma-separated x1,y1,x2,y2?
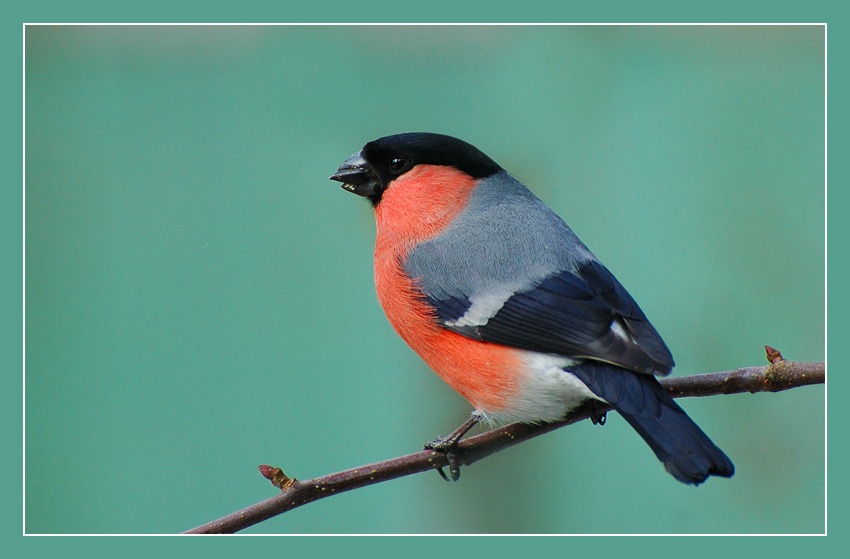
415,260,674,376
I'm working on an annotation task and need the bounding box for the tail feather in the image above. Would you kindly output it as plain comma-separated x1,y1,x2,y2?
571,362,734,485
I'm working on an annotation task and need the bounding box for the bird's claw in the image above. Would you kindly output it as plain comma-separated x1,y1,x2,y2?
424,436,449,451
424,411,482,482
587,400,608,425
425,438,462,482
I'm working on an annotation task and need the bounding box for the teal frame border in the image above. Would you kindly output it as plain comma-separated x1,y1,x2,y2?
13,0,835,555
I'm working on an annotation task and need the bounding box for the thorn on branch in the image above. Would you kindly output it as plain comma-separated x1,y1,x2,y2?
258,465,296,491
765,345,784,364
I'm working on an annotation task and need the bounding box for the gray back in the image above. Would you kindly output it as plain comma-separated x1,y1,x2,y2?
404,170,596,300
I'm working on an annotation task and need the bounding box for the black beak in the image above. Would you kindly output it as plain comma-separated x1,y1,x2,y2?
329,151,382,198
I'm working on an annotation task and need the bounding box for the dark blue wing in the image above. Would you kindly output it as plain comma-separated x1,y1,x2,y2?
418,260,674,376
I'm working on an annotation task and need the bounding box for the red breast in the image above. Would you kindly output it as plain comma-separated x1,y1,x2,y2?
372,165,523,412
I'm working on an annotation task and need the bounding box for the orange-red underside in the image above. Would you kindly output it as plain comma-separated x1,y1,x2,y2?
372,165,523,412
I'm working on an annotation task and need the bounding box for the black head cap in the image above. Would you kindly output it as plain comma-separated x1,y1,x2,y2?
329,133,503,206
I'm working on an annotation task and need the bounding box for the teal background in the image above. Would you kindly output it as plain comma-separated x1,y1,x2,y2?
25,25,824,534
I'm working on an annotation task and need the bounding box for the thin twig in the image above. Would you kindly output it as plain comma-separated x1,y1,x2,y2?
183,359,824,534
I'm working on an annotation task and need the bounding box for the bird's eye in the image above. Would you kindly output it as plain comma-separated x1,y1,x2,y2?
389,157,407,173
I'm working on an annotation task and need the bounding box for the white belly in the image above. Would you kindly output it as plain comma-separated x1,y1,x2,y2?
479,352,606,425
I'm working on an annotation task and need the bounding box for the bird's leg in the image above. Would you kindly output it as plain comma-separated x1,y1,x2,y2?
424,410,483,482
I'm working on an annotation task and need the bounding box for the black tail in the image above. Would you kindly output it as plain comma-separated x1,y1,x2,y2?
571,362,734,485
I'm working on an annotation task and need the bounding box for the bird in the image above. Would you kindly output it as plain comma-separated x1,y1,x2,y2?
329,132,734,485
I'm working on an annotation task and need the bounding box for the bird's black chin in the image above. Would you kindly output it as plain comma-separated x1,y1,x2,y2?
329,151,384,202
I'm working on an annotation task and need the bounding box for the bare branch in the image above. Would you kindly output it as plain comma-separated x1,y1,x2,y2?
183,359,824,534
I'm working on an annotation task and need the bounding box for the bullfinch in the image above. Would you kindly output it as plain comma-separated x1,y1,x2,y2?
330,132,734,485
